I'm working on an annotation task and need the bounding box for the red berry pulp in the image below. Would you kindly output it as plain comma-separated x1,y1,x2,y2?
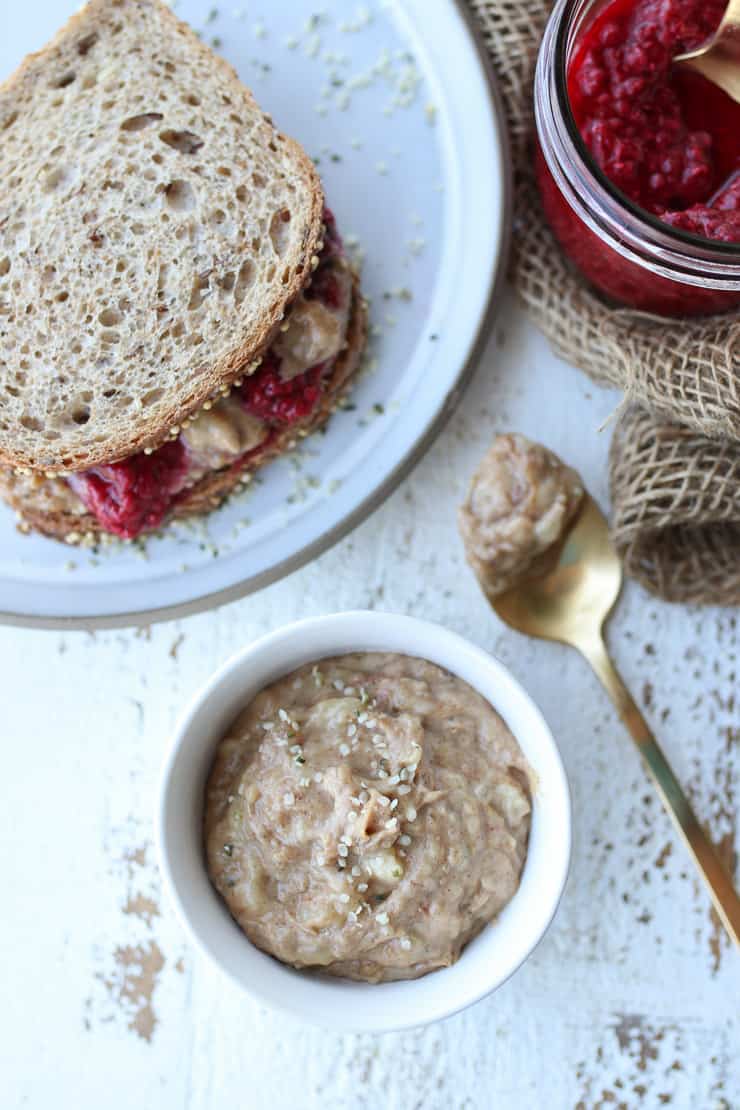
537,0,740,312
69,440,189,540
72,209,347,538
239,351,327,425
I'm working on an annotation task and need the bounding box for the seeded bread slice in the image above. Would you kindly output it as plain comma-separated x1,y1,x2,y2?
0,282,368,543
0,0,324,473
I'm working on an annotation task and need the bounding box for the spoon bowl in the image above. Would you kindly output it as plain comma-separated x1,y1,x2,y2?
493,496,621,647
675,0,740,103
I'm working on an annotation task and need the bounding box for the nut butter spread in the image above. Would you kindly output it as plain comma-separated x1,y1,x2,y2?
205,652,532,983
459,433,584,599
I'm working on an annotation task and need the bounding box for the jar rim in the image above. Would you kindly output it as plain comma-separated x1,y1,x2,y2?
548,0,740,262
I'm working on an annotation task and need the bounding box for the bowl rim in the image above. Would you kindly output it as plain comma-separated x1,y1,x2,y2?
157,610,572,1032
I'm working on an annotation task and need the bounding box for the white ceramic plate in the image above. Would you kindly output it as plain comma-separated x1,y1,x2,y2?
0,0,509,628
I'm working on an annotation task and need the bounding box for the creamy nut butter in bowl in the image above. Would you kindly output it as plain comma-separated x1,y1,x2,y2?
157,612,571,1031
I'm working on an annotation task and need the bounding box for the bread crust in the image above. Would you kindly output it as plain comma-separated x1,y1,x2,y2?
1,282,368,542
0,0,325,473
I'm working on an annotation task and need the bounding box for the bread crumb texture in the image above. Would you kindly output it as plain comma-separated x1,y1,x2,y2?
0,0,323,471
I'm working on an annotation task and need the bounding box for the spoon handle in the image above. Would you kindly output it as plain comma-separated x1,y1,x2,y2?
580,634,740,949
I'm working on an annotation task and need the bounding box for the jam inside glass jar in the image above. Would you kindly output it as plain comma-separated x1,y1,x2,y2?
535,0,740,315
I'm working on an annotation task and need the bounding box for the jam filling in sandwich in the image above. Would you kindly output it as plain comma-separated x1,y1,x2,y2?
53,211,354,540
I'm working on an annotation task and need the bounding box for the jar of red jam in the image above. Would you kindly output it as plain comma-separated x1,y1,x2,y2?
534,0,740,316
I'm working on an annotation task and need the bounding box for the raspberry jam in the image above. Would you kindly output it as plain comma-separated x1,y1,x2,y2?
239,351,327,425
71,210,347,538
68,440,189,540
536,0,740,313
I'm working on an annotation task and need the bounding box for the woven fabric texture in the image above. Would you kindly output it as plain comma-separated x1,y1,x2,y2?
611,408,740,603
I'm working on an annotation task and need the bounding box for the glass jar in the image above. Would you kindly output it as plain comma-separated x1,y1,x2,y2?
534,0,740,317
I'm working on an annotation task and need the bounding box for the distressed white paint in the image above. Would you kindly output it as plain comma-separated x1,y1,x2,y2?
1,294,737,1108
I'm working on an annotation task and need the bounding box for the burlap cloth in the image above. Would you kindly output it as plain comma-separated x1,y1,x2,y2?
466,0,740,605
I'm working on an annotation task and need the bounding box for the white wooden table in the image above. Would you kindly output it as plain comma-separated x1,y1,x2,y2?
1,292,737,1109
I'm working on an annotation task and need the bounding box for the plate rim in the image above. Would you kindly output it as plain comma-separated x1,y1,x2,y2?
0,0,512,631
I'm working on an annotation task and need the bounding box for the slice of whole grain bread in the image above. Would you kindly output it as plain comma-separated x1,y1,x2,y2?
0,0,324,473
0,281,368,542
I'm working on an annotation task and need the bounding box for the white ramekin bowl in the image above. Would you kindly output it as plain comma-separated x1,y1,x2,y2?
157,611,571,1032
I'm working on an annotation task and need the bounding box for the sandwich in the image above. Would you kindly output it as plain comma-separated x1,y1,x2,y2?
0,0,368,543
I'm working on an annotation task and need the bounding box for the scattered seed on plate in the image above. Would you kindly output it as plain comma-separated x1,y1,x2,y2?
305,34,321,58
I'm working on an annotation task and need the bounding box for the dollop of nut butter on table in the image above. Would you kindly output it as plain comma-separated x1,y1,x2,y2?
459,433,584,598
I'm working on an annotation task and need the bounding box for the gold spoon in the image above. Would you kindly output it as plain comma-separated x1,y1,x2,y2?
675,0,740,103
481,494,740,949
